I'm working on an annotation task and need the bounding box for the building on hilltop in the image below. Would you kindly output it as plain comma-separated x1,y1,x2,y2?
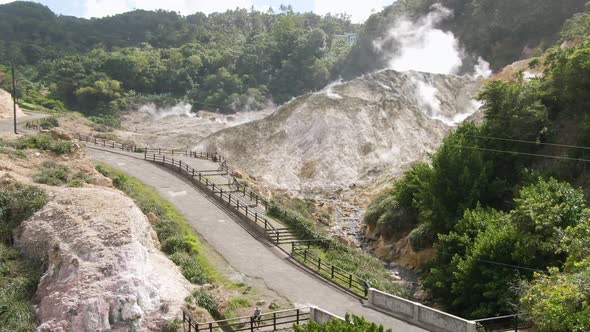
333,33,358,46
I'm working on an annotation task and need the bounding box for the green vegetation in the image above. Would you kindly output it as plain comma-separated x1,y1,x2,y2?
0,180,47,330
0,134,74,155
0,243,42,332
225,296,251,319
0,180,47,243
0,2,356,115
3,0,585,117
294,314,392,332
95,163,217,284
186,288,219,317
269,203,408,297
37,117,59,129
364,13,590,325
33,161,90,187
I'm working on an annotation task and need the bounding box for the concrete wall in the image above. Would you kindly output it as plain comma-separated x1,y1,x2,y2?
309,307,344,324
368,289,477,332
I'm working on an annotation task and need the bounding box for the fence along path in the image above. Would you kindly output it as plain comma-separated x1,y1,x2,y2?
182,307,311,332
144,152,371,298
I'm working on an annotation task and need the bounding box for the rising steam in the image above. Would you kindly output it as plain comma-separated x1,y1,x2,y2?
374,4,492,78
136,102,196,119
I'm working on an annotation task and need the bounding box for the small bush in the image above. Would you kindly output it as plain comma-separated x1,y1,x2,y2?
409,223,434,251
0,147,27,159
170,252,210,284
161,235,191,254
0,181,47,243
38,117,59,129
33,162,89,187
294,314,392,332
162,319,181,332
187,289,218,316
33,161,70,186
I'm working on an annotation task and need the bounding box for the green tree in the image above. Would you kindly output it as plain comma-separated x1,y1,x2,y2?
294,314,392,332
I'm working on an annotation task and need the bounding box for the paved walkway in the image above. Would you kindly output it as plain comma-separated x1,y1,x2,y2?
89,147,426,331
0,111,48,133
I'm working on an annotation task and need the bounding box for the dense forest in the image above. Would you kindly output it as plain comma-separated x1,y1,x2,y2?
0,1,357,115
1,0,587,117
365,5,590,329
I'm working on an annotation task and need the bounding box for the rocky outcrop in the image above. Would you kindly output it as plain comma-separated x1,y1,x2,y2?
16,187,192,331
197,69,481,195
0,88,25,119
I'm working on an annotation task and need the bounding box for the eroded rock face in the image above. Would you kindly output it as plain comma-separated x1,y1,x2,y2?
16,187,192,331
197,69,482,194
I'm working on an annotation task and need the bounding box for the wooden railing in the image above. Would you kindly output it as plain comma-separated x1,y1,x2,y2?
145,153,279,237
77,134,142,152
182,307,310,332
291,242,370,298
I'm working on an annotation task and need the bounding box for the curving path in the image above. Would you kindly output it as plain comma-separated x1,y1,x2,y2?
0,111,49,133
88,147,426,331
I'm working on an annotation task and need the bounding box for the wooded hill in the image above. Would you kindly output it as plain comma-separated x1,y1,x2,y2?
0,0,587,116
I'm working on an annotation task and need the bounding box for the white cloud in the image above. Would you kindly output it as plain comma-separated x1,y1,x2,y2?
314,0,390,23
84,0,132,18
84,0,257,18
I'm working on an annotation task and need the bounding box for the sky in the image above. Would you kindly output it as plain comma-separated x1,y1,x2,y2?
0,0,395,23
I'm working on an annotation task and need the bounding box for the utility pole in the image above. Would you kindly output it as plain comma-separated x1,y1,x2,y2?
11,62,17,134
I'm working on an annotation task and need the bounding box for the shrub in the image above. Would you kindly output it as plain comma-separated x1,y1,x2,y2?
187,288,218,316
409,223,434,251
161,235,191,254
33,161,70,186
38,117,59,129
170,252,210,284
0,181,47,243
33,161,89,187
12,134,73,155
162,319,181,332
294,314,392,332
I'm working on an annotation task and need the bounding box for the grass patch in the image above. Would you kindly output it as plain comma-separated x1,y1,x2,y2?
0,147,27,159
269,203,409,297
0,180,46,330
0,243,42,332
33,161,89,187
0,134,74,155
95,163,219,284
224,296,252,319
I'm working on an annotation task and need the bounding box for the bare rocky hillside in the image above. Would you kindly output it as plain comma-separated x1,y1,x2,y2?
197,69,482,196
0,88,25,119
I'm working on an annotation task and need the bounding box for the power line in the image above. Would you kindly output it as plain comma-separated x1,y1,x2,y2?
450,145,590,163
465,134,590,151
